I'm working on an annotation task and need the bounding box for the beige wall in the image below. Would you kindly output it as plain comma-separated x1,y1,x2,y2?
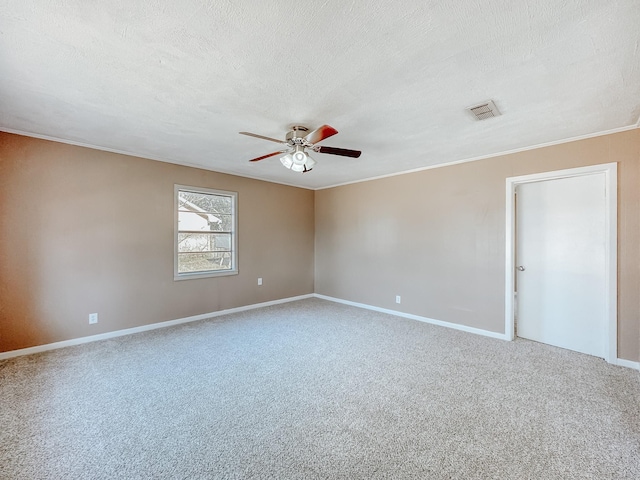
2,130,639,362
0,133,315,352
315,129,640,362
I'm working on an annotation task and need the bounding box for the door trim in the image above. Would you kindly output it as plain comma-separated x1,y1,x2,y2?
505,163,617,363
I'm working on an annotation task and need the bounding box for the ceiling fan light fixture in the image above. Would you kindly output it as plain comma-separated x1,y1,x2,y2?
281,149,315,172
284,145,313,172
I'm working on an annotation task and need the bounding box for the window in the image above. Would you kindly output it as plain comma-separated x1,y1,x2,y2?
174,185,237,279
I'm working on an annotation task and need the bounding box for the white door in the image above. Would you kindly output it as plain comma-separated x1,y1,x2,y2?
516,173,607,358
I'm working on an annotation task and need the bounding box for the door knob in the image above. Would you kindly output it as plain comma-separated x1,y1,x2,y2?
517,266,525,271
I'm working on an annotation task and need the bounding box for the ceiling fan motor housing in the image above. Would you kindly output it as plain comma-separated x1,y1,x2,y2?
286,126,310,146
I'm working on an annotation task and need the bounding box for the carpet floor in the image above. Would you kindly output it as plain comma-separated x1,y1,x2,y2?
1,298,639,479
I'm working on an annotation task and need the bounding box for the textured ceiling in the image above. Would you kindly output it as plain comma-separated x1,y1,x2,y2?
1,0,639,189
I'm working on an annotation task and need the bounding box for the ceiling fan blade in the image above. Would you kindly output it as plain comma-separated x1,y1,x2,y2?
314,146,362,158
304,124,338,144
249,151,286,162
239,132,287,144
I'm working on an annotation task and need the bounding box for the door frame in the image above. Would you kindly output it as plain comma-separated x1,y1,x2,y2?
504,163,617,363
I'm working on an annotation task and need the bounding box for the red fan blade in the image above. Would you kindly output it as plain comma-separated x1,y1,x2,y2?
239,132,287,145
304,125,338,144
314,146,361,158
249,151,286,162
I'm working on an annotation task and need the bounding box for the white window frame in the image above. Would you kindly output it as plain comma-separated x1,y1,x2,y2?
174,184,238,280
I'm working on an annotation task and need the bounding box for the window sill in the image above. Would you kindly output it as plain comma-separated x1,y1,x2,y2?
174,269,238,281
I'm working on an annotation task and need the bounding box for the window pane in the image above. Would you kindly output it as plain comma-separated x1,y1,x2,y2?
177,232,232,253
178,211,224,232
178,191,232,214
178,252,232,273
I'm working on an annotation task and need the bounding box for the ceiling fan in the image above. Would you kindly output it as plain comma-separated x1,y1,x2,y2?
239,125,361,173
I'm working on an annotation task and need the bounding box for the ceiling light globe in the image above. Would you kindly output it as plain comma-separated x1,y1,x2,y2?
292,151,307,165
280,154,294,169
306,155,316,168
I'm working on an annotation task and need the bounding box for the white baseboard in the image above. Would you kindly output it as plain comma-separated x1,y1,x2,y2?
612,358,640,371
0,294,314,361
314,294,640,370
313,293,509,340
3,293,639,371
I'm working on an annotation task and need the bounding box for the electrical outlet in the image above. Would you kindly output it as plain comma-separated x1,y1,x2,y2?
258,277,263,286
89,313,98,324
395,295,401,304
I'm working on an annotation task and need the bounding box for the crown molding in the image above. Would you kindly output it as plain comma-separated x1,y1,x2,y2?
0,127,307,190
316,123,639,190
3,123,638,192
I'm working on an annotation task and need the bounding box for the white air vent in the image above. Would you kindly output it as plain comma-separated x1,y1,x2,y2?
467,100,501,120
